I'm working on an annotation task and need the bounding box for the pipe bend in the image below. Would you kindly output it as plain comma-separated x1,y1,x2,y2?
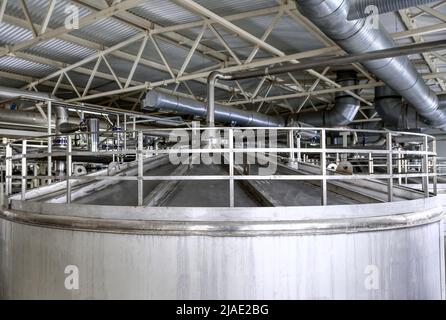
207,71,234,127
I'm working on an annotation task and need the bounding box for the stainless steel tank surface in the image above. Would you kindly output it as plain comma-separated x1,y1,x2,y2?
0,197,444,300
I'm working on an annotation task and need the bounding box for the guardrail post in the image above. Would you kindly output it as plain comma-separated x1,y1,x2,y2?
288,129,295,163
387,132,393,202
47,100,52,185
133,117,136,139
5,143,12,196
229,128,235,208
433,139,438,196
0,183,4,208
66,136,72,204
138,131,144,207
124,115,127,151
422,136,430,198
321,129,327,206
368,152,374,174
21,140,27,201
397,147,402,185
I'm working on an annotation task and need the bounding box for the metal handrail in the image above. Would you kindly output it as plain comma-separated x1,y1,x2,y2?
3,127,438,207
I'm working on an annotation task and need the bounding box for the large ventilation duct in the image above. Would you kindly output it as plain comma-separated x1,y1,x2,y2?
0,85,53,101
296,0,446,131
142,91,286,127
347,0,438,20
0,109,51,127
55,107,80,134
290,70,360,127
374,86,421,130
0,86,79,133
439,94,446,109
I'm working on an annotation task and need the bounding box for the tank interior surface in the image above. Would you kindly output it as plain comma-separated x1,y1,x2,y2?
74,163,357,207
1,0,446,301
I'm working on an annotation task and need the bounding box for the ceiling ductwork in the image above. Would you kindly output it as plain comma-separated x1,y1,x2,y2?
347,0,438,20
290,70,360,127
295,0,446,131
0,85,54,102
142,90,286,127
0,86,78,134
374,85,421,130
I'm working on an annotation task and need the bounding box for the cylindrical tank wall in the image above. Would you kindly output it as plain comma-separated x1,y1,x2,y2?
0,200,444,300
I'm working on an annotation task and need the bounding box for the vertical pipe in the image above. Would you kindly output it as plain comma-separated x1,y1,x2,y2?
387,132,394,202
21,140,27,200
88,118,99,153
66,135,72,204
321,129,327,206
137,131,143,207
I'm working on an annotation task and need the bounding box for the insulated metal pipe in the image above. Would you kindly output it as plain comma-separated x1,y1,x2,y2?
295,0,446,131
142,90,286,127
87,118,99,153
0,85,55,101
291,70,360,127
374,86,421,130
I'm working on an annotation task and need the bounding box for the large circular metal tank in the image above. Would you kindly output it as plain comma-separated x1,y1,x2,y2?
0,197,444,300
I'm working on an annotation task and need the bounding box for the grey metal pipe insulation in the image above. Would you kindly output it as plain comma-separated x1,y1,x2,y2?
290,70,360,126
0,108,83,134
87,118,99,153
0,85,78,134
347,0,438,20
142,90,286,127
439,94,446,109
0,85,54,102
55,107,80,134
295,0,446,131
374,86,422,130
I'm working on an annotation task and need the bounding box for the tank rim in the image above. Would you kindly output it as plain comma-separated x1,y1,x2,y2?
1,200,443,237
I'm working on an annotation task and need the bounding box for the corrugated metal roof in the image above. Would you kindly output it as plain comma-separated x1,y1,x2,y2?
4,0,91,30
0,56,58,78
0,0,443,105
26,38,96,64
